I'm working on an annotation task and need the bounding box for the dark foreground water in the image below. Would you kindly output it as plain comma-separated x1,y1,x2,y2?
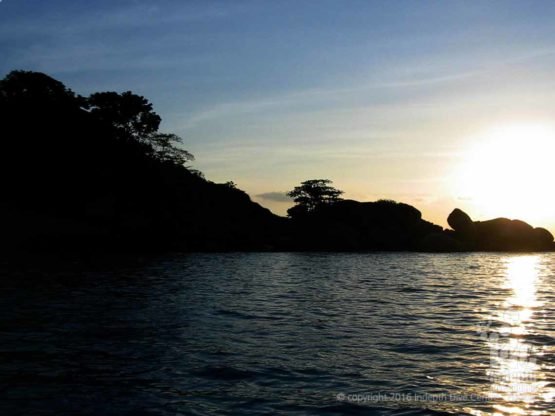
0,253,553,416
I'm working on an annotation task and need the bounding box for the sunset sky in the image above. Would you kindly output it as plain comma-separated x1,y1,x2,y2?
2,0,555,231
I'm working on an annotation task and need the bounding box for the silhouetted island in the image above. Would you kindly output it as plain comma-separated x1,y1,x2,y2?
1,70,553,253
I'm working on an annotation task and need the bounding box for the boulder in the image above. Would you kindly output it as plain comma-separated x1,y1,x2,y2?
447,208,475,234
533,227,554,248
475,218,543,251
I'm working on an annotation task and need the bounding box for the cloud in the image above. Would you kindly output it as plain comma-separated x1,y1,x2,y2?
256,192,292,202
0,2,238,37
176,70,478,130
0,2,241,75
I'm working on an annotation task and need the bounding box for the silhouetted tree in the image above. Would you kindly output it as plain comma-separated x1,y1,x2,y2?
150,133,194,166
287,179,343,218
87,91,192,167
87,91,161,140
0,70,92,207
0,70,84,110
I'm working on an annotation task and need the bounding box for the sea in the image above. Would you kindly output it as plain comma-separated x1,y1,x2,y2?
1,253,553,416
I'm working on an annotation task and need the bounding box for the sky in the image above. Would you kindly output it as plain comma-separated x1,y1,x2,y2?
2,0,555,231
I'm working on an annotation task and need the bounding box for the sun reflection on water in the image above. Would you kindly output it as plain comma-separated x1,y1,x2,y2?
504,257,540,311
484,256,553,415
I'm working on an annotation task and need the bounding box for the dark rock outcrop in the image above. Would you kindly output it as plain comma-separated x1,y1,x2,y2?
534,227,554,247
289,199,443,251
443,209,554,252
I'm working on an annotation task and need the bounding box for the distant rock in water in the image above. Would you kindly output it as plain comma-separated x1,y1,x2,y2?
441,209,555,252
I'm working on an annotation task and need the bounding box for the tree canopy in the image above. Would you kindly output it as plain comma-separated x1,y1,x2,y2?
0,70,84,110
87,91,193,166
87,91,161,140
287,179,343,218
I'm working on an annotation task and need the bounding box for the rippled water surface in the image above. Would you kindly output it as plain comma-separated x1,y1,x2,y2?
1,253,553,416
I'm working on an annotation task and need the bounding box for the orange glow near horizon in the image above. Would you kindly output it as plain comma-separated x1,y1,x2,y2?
453,124,555,229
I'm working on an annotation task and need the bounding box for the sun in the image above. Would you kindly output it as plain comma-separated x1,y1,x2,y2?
454,123,555,227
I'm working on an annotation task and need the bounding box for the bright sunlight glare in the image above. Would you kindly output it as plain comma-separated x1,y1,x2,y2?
454,124,555,227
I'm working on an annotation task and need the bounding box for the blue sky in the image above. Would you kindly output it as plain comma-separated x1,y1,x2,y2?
3,1,555,228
